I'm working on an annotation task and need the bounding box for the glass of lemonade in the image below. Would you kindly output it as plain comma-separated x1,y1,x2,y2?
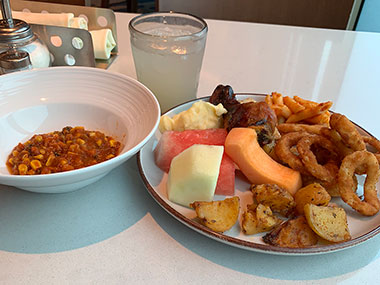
129,12,208,113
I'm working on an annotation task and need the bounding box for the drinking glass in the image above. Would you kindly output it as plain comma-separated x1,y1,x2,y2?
129,12,208,112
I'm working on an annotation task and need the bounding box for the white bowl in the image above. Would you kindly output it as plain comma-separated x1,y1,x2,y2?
0,67,160,193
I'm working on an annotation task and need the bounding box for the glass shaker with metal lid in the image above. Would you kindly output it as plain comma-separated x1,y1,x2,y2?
0,0,50,72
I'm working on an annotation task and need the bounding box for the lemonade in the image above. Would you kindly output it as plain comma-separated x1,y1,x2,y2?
129,13,208,112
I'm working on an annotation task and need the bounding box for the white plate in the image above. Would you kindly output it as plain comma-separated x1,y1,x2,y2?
137,94,380,255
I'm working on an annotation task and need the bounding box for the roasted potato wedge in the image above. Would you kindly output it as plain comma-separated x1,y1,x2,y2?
242,204,282,235
294,183,331,214
190,197,240,232
304,204,351,243
263,216,318,248
251,184,296,217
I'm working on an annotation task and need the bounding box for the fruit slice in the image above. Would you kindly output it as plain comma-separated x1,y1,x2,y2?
154,129,235,195
225,128,302,195
167,144,224,207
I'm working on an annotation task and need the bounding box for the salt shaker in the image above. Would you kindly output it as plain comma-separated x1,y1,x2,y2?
0,0,50,70
0,49,31,74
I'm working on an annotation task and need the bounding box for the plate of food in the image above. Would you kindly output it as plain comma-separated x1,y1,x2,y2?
137,85,380,255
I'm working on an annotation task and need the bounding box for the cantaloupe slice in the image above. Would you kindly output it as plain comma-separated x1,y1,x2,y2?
225,128,302,196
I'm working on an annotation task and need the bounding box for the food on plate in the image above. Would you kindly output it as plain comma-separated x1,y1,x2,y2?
296,135,339,183
320,127,354,159
251,184,296,217
304,204,351,242
262,216,318,248
338,150,380,216
329,113,366,151
363,136,380,164
6,126,121,175
294,183,331,215
274,131,311,175
241,203,282,235
190,196,240,232
277,123,324,135
266,92,332,125
159,101,227,132
151,86,380,249
154,129,235,195
209,85,278,150
154,128,227,172
224,127,302,195
167,144,224,207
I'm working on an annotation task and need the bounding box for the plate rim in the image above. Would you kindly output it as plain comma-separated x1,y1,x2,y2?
137,94,380,255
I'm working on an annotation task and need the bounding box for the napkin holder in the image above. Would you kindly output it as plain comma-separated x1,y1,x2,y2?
10,0,118,69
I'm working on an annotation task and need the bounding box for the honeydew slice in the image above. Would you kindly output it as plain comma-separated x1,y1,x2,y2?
167,144,224,207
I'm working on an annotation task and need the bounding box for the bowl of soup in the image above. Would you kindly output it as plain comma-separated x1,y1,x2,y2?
0,67,160,193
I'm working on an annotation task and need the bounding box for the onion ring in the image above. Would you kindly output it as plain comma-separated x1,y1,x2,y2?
297,135,339,183
363,136,380,164
321,127,354,159
274,132,310,174
338,150,380,216
330,113,365,151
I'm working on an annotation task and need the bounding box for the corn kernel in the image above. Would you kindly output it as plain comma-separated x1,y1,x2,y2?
109,140,117,147
18,164,28,175
66,140,72,144
46,154,55,167
60,159,68,165
89,132,96,137
96,139,102,146
77,138,85,145
35,135,43,142
12,150,19,156
34,154,44,160
30,160,42,170
106,154,115,160
40,149,46,154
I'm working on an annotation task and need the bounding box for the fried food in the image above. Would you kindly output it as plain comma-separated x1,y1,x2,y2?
363,136,380,164
304,204,351,243
190,196,240,232
286,101,332,124
241,204,282,235
266,93,332,125
320,127,354,159
251,184,296,217
330,113,366,151
263,216,318,248
274,131,310,175
294,183,331,215
338,150,380,216
297,135,339,183
277,123,324,135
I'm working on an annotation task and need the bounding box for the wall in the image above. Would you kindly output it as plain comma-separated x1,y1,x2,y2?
355,0,380,32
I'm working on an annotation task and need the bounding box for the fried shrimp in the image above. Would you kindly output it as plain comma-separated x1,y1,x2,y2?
338,150,380,216
274,131,310,174
363,136,380,164
297,135,339,183
330,113,366,151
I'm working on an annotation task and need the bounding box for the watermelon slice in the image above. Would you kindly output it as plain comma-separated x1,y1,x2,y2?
154,128,235,196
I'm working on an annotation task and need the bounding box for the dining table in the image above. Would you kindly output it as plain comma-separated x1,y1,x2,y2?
1,12,380,284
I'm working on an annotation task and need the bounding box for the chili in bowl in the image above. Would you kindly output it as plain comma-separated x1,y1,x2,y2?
0,67,160,193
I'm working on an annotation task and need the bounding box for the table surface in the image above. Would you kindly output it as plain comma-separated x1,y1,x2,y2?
1,12,380,284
